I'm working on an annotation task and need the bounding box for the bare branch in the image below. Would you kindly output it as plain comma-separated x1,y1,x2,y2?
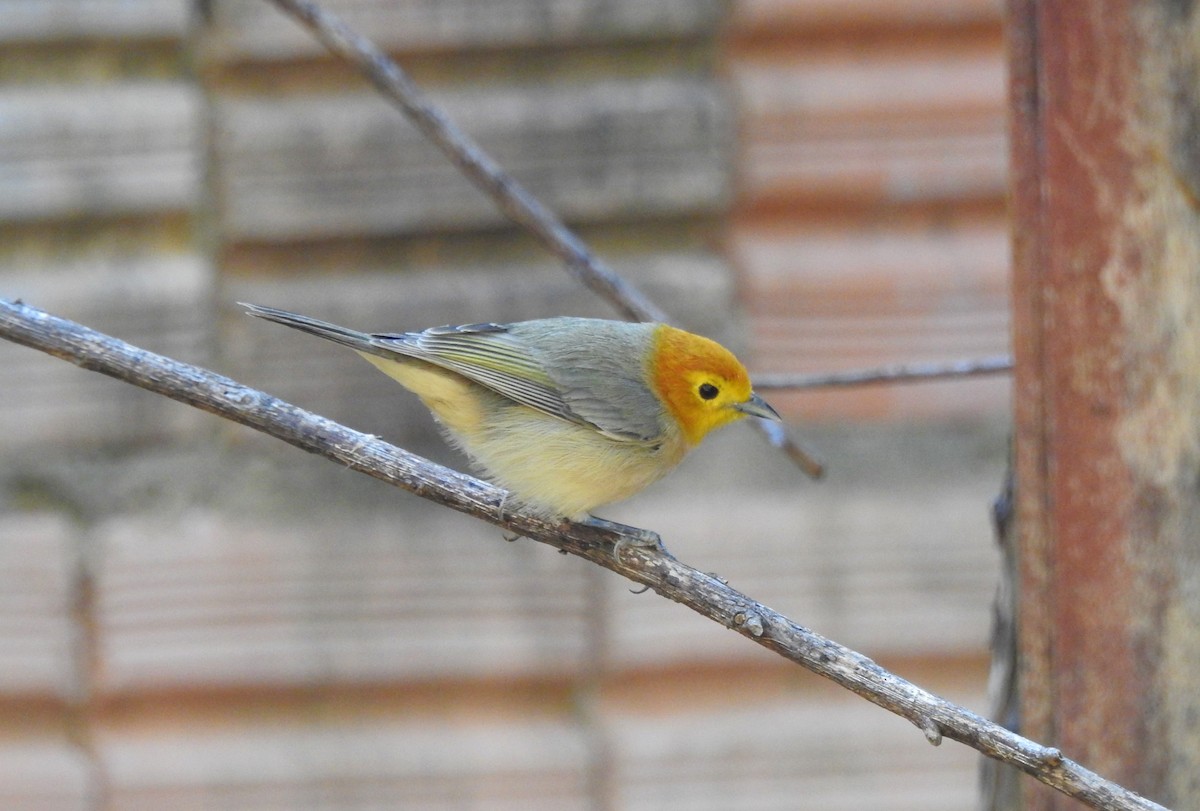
753,418,826,478
260,0,825,479
0,298,1172,811
754,355,1014,390
264,0,664,325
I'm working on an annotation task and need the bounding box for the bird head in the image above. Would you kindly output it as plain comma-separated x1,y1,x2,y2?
649,324,781,445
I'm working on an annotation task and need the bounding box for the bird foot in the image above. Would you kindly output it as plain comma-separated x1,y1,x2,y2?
579,516,660,547
497,492,525,542
578,516,662,562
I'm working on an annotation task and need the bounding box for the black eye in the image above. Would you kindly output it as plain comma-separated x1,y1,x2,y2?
698,382,719,400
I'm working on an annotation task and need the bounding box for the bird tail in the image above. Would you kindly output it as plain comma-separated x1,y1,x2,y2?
240,302,379,354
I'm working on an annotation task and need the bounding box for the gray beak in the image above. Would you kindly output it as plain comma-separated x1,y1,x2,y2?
733,391,781,421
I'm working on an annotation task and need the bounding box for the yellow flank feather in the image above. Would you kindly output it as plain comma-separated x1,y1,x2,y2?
468,404,690,519
356,352,486,437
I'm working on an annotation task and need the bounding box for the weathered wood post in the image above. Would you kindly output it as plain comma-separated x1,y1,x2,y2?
1005,1,1200,807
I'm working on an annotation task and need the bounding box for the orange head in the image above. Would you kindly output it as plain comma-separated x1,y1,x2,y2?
648,324,780,445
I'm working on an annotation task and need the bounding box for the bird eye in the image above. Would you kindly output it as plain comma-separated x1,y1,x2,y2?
698,382,719,400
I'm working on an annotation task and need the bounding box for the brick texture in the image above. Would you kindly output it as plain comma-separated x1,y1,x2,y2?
0,1,1008,808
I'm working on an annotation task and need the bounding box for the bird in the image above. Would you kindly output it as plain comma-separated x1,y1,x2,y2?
242,303,780,531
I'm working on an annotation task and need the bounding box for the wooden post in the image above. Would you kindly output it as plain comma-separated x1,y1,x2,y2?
1007,1,1200,808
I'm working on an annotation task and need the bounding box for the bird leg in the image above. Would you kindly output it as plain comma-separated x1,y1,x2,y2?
497,491,525,542
578,516,662,564
579,515,660,547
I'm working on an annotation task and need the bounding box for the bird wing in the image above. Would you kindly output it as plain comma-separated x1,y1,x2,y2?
371,320,666,443
370,323,632,438
511,319,665,443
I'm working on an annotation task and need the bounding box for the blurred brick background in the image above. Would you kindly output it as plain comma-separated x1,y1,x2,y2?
0,1,1009,808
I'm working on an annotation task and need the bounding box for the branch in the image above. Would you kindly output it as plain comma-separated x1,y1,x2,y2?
265,0,663,325
261,0,826,479
754,355,1014,390
0,298,1171,811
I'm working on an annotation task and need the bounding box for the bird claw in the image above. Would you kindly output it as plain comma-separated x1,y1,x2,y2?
619,527,662,548
497,493,525,542
579,515,659,546
577,516,661,563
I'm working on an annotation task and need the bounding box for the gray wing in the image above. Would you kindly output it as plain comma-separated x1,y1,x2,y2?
505,319,665,442
375,323,586,429
243,304,665,442
380,319,665,443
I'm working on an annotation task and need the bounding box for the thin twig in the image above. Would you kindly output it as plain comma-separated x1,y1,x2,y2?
261,0,826,479
264,0,664,324
754,356,1014,390
0,299,1171,811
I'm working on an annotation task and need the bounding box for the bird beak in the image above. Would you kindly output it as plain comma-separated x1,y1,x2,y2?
733,391,782,421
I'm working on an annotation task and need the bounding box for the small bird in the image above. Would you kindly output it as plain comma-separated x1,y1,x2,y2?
243,304,780,525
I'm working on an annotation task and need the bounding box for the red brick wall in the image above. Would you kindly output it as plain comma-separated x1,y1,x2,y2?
0,2,1006,808
729,0,1011,420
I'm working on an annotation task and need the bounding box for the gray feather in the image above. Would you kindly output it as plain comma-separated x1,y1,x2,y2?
506,319,664,442
244,305,666,442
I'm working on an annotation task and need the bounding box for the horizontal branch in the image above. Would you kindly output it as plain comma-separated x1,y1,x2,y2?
0,297,1170,811
754,355,1014,390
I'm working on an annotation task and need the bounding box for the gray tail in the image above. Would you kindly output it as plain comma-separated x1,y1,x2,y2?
240,302,378,354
